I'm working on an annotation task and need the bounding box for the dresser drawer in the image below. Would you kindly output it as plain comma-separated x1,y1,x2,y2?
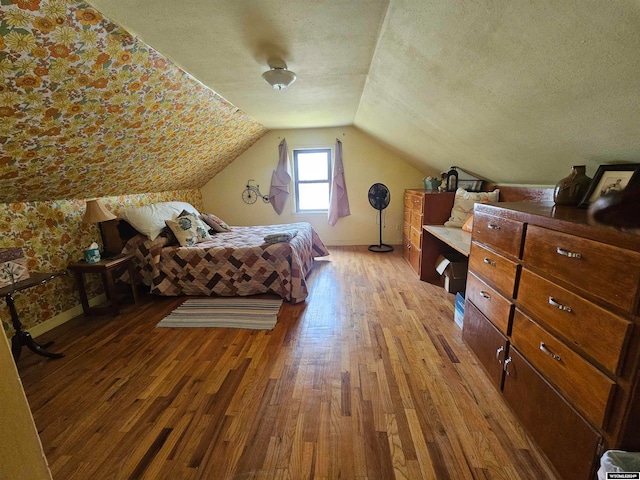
404,193,412,209
403,221,410,238
518,268,632,376
404,208,411,224
402,234,411,262
411,210,423,231
412,195,424,214
409,244,421,274
462,301,508,391
410,225,421,246
472,211,524,259
511,310,615,428
502,347,602,480
469,242,519,297
466,272,513,336
523,225,640,313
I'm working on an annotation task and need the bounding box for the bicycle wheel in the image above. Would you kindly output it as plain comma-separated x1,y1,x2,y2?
242,188,258,204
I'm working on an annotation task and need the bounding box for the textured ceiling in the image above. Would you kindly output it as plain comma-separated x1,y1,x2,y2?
86,0,390,130
10,0,640,193
40,1,640,185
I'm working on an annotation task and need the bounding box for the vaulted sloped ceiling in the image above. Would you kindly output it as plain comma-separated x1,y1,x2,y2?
3,1,640,204
0,1,266,203
85,0,640,185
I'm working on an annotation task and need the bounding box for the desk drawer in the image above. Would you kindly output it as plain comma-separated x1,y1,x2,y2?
511,309,615,429
469,242,519,297
472,211,524,259
517,268,631,376
523,225,640,313
466,272,513,336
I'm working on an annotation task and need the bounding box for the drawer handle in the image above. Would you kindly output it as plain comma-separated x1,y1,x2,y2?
548,296,572,312
556,247,582,259
496,346,504,363
488,223,501,230
539,342,561,361
503,357,512,375
480,290,491,299
483,258,496,266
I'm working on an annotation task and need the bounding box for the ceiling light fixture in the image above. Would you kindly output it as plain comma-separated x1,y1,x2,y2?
262,63,297,90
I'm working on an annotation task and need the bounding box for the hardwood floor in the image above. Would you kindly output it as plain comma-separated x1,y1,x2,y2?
18,247,558,479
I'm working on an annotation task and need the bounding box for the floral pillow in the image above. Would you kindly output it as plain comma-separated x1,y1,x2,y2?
444,188,500,228
200,212,231,233
165,213,212,247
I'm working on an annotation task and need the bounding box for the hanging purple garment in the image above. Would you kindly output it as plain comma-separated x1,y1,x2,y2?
269,139,291,215
328,139,351,226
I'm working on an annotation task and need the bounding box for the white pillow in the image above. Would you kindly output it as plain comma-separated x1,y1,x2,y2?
444,188,500,228
165,213,211,247
119,202,200,240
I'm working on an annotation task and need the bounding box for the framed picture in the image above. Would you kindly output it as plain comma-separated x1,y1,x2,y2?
578,163,640,208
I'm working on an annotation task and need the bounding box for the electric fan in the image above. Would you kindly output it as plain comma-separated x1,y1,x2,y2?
368,183,394,253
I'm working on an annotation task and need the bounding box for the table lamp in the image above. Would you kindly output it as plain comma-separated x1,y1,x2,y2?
83,199,116,257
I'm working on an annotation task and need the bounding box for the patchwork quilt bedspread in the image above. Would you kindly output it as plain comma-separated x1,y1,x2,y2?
120,222,329,303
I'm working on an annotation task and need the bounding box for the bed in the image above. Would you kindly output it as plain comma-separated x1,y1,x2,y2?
117,221,329,303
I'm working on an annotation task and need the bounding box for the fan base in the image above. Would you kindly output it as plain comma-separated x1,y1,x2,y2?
368,244,394,253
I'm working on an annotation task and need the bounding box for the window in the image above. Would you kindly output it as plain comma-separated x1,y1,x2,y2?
293,148,332,212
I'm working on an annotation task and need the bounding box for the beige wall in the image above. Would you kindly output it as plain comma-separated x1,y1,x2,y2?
0,335,52,480
200,127,427,246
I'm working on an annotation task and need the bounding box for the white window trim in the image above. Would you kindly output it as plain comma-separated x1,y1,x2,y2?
291,146,333,214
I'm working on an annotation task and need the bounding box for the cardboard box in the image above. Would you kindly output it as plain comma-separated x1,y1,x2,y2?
454,292,465,329
0,248,30,288
435,253,468,294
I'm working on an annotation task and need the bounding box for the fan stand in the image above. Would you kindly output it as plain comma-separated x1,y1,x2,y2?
369,209,394,253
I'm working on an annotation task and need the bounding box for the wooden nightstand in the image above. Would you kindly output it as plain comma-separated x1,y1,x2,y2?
68,254,139,316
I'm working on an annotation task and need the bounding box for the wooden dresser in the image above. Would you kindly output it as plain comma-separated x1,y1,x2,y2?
463,201,640,480
402,190,455,278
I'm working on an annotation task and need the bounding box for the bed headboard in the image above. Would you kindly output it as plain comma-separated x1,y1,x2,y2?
101,219,132,256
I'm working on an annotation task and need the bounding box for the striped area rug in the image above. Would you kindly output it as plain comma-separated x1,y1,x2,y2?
157,297,283,330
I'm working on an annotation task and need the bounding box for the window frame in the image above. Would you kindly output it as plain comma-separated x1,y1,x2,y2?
293,148,332,213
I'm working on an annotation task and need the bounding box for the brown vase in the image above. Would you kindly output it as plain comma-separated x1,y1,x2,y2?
553,165,592,206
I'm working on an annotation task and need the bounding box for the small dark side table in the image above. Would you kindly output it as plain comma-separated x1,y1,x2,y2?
67,254,138,316
0,272,66,361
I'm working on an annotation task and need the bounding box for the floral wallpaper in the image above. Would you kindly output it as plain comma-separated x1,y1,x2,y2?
0,189,203,336
0,0,268,203
0,0,270,339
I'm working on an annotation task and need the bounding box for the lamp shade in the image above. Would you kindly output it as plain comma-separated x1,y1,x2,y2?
83,199,116,224
262,67,297,90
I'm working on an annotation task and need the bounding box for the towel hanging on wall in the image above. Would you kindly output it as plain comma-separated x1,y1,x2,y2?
269,139,291,215
328,139,351,226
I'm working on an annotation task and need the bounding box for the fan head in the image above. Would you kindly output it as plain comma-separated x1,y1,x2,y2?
368,183,390,210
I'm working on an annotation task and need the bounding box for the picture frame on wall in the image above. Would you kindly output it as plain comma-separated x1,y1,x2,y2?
578,163,640,208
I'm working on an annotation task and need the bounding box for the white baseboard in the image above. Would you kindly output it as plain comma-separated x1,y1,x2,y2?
30,294,107,339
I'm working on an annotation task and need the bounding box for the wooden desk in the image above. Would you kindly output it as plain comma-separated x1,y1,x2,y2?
0,272,66,361
68,254,138,316
423,225,471,257
421,225,472,283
